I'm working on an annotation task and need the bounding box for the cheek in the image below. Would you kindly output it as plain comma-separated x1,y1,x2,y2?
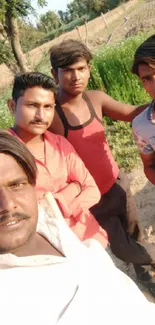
46,111,54,123
15,109,32,123
19,189,38,217
59,74,70,85
143,83,153,95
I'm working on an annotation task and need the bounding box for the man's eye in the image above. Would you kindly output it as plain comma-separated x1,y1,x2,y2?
142,78,149,83
10,182,27,190
64,69,71,73
45,104,55,110
28,104,35,108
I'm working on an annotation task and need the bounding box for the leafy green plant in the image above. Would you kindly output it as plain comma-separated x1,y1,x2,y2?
106,121,140,171
0,89,13,129
92,34,151,105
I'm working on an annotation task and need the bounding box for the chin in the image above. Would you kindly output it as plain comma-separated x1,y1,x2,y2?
70,89,84,96
29,128,47,135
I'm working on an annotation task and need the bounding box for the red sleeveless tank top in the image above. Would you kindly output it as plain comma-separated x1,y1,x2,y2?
56,93,119,194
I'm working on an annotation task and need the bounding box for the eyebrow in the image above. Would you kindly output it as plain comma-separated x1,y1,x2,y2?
62,64,87,70
24,100,55,106
6,177,28,187
140,73,153,80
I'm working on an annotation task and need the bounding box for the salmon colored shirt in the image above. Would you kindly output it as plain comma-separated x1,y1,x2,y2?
8,128,108,247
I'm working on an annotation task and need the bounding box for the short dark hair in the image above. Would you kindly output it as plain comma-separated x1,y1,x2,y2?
50,39,92,71
12,72,57,102
0,130,37,186
132,34,155,76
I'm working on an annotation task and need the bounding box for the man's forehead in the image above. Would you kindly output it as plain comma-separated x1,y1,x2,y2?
138,63,155,78
61,59,88,70
0,153,27,184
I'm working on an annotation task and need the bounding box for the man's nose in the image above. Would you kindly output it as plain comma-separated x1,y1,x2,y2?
0,188,17,214
35,108,44,120
72,70,80,80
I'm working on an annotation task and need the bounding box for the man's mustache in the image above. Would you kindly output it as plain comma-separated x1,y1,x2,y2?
0,212,30,225
30,119,48,126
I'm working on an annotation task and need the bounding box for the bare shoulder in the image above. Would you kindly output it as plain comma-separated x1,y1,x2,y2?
86,90,116,108
86,90,107,102
85,90,108,117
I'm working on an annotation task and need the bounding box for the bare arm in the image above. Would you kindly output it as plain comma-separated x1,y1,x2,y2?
141,152,155,184
89,90,149,122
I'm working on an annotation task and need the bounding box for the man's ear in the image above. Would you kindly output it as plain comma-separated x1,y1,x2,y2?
51,68,58,83
88,64,91,78
7,99,16,115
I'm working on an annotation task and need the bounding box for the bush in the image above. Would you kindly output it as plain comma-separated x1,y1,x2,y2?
89,34,151,106
88,61,105,91
0,89,13,129
0,40,14,65
106,121,140,171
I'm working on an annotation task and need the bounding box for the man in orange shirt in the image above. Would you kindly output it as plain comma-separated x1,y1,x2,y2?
7,72,107,246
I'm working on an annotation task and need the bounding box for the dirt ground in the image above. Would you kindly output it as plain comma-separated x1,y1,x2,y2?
111,167,155,302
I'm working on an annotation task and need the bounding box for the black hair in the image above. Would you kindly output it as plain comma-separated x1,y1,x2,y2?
50,39,92,71
132,34,155,76
12,72,57,102
0,130,37,186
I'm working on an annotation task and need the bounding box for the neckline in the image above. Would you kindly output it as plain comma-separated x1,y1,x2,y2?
147,100,155,124
9,127,47,165
56,92,102,130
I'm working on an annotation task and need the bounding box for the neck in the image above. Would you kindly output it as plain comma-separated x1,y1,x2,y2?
58,88,83,105
10,232,41,257
13,126,43,145
10,232,62,258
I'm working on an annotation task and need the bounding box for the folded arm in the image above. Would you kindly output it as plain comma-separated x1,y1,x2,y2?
54,141,101,218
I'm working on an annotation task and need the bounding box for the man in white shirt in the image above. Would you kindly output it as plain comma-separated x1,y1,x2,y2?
0,130,154,325
132,34,155,184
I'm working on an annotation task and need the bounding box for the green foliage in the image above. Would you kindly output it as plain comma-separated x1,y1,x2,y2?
40,15,93,43
105,121,140,171
37,11,61,33
58,0,130,24
0,0,46,21
0,0,32,20
18,20,45,52
0,40,14,64
0,89,13,129
88,61,105,91
89,34,151,106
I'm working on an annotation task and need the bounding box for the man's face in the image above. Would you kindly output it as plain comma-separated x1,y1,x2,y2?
9,86,56,136
138,63,155,99
0,153,38,254
55,59,90,96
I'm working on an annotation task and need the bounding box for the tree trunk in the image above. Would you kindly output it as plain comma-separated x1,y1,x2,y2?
6,13,31,73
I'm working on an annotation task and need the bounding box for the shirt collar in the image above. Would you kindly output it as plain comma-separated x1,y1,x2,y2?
0,205,86,269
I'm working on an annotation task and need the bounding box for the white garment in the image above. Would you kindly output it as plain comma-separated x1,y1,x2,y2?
0,206,154,325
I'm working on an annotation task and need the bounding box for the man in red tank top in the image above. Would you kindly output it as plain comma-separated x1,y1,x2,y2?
49,39,155,297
